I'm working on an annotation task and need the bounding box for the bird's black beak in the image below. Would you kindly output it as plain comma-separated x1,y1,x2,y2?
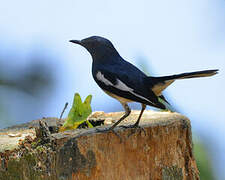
69,40,82,45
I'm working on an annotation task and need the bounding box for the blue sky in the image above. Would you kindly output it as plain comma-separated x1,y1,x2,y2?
0,0,225,178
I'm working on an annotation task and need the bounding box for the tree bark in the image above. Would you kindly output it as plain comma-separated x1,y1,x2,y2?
0,110,199,180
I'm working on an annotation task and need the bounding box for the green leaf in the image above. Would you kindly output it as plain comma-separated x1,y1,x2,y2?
60,93,93,132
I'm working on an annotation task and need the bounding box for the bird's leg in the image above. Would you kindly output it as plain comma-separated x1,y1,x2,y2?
109,103,131,130
121,104,147,137
96,103,131,137
131,104,146,127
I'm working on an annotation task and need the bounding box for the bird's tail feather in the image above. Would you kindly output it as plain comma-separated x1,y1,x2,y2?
155,69,218,81
145,69,218,96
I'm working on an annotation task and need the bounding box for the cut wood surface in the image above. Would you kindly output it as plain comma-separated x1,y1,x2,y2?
0,110,199,180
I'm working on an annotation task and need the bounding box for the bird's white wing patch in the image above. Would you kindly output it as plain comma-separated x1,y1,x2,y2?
114,79,132,91
115,79,151,103
96,71,154,104
96,71,113,86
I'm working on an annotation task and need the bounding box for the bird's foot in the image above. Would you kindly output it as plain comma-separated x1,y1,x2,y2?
96,127,110,133
96,127,122,142
120,123,146,137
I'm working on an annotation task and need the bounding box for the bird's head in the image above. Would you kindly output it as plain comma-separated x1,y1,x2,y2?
70,36,120,61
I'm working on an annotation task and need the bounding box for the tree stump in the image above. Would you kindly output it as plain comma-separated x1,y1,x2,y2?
0,110,199,180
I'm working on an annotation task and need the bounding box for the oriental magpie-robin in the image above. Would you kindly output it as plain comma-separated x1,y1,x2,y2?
70,36,218,131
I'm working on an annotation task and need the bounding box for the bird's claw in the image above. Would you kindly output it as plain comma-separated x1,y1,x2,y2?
96,127,110,133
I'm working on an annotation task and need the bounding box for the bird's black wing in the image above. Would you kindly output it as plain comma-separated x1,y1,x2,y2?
92,65,166,109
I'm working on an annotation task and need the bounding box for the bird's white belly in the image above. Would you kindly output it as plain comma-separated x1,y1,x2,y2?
103,90,133,103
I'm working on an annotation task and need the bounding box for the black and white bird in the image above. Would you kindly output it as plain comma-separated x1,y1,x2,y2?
70,36,218,131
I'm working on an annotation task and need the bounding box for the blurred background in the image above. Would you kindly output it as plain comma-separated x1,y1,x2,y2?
0,0,224,179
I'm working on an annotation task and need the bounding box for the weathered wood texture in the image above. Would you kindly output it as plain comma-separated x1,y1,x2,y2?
0,111,199,180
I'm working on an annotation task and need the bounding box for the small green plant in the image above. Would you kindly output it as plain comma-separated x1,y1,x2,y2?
59,93,93,132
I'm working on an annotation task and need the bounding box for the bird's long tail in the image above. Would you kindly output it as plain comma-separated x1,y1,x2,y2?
145,69,218,96
155,69,218,81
